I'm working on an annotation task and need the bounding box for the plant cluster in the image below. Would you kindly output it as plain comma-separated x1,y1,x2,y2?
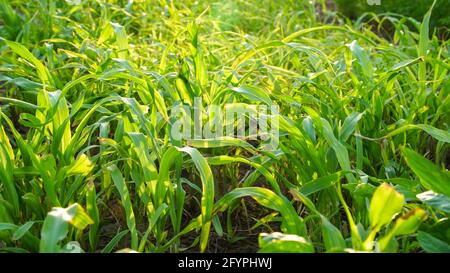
0,0,449,253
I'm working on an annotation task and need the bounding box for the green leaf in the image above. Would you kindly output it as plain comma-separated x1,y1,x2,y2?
107,164,138,250
369,183,405,230
212,215,223,237
216,187,306,237
101,230,129,254
417,191,450,213
347,41,373,78
318,117,356,183
258,232,314,253
380,124,450,143
138,204,168,252
2,39,52,85
391,209,428,236
0,223,17,232
340,112,363,142
300,171,346,196
65,154,94,176
0,122,19,216
417,0,436,102
417,231,450,253
0,97,39,110
157,146,214,251
379,208,428,251
321,215,347,252
291,188,346,252
47,90,72,155
86,181,100,251
231,85,272,106
111,22,129,59
97,22,113,44
40,203,92,253
12,221,35,241
176,147,215,253
415,124,450,143
402,148,450,197
289,188,318,214
207,155,281,195
187,137,258,155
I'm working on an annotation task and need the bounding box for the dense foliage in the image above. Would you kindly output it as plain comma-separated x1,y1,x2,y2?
334,0,450,31
0,0,449,253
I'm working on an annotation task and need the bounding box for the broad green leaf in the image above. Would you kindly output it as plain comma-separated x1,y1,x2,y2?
417,191,450,213
347,41,373,78
0,121,13,160
98,22,113,44
391,209,428,236
47,90,72,155
340,112,363,142
258,232,314,253
290,188,318,214
417,231,450,253
290,189,345,252
63,96,125,161
299,171,346,196
40,203,92,253
12,221,35,241
403,148,450,197
302,116,316,142
369,183,405,230
321,215,347,252
111,22,129,59
318,117,356,183
382,124,450,143
66,154,94,176
379,208,428,251
0,223,17,231
212,215,223,237
231,85,272,106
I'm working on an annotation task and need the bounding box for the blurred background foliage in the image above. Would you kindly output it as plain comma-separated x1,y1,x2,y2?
334,0,450,31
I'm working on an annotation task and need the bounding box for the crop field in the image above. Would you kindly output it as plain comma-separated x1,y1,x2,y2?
0,0,449,254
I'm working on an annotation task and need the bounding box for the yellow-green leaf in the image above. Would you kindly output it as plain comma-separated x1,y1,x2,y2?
369,183,405,230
